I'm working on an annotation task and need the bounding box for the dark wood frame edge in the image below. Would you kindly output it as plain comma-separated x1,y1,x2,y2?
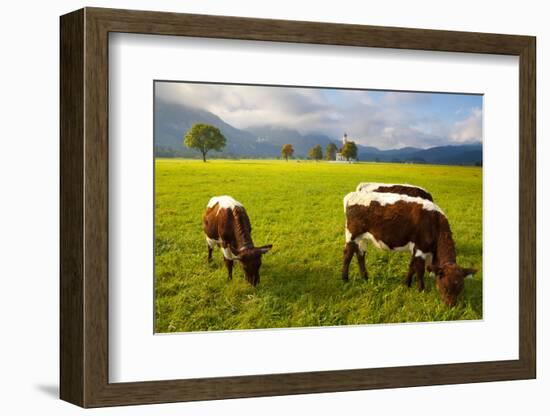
60,7,536,408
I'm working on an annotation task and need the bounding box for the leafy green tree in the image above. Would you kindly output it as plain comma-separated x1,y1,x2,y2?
341,141,358,162
325,142,337,161
308,144,323,161
281,144,294,161
183,123,226,162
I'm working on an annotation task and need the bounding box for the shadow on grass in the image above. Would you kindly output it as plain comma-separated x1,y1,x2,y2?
255,258,482,316
256,260,416,305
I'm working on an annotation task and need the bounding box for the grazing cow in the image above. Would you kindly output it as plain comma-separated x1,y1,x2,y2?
342,191,476,306
203,196,272,286
356,182,434,201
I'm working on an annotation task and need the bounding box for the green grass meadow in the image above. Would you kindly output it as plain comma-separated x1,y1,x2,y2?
155,159,483,333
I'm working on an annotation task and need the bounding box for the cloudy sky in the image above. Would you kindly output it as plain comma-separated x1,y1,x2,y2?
155,81,482,150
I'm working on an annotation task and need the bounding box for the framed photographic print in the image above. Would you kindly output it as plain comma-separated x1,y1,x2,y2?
60,7,536,408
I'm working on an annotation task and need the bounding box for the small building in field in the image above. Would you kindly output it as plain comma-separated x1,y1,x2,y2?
335,133,356,162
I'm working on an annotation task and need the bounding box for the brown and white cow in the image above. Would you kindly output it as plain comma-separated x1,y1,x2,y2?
342,191,476,306
203,196,272,286
356,182,434,201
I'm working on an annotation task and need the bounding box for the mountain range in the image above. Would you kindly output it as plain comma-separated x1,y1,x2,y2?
154,100,482,165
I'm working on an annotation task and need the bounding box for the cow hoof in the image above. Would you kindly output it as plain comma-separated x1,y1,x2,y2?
342,275,349,282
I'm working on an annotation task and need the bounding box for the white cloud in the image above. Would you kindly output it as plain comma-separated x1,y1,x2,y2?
450,107,482,143
156,82,482,149
156,82,334,132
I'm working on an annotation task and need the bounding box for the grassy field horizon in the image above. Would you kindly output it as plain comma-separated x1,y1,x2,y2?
155,158,482,333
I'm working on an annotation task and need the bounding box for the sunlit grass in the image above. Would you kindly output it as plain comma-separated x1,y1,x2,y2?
155,159,482,332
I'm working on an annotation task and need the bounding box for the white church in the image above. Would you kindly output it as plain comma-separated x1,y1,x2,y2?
335,133,356,162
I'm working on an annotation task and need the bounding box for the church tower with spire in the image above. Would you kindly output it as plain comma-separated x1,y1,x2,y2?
335,132,353,162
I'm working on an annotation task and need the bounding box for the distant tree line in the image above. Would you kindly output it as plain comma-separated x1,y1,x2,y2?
172,122,482,166
284,141,358,162
181,122,361,163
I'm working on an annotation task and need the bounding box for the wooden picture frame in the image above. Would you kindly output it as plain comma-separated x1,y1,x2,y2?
60,7,536,408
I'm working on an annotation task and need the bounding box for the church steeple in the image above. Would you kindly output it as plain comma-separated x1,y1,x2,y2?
335,132,356,162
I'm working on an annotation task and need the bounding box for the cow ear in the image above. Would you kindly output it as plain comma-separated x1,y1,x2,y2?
256,244,273,254
462,268,477,278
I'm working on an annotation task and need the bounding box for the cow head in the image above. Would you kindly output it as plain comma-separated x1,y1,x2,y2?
239,245,273,286
428,263,477,306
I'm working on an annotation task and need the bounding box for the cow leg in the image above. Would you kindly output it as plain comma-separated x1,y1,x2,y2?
207,247,213,262
356,241,368,280
405,255,415,287
342,242,357,282
206,237,214,262
224,258,234,280
412,257,426,291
